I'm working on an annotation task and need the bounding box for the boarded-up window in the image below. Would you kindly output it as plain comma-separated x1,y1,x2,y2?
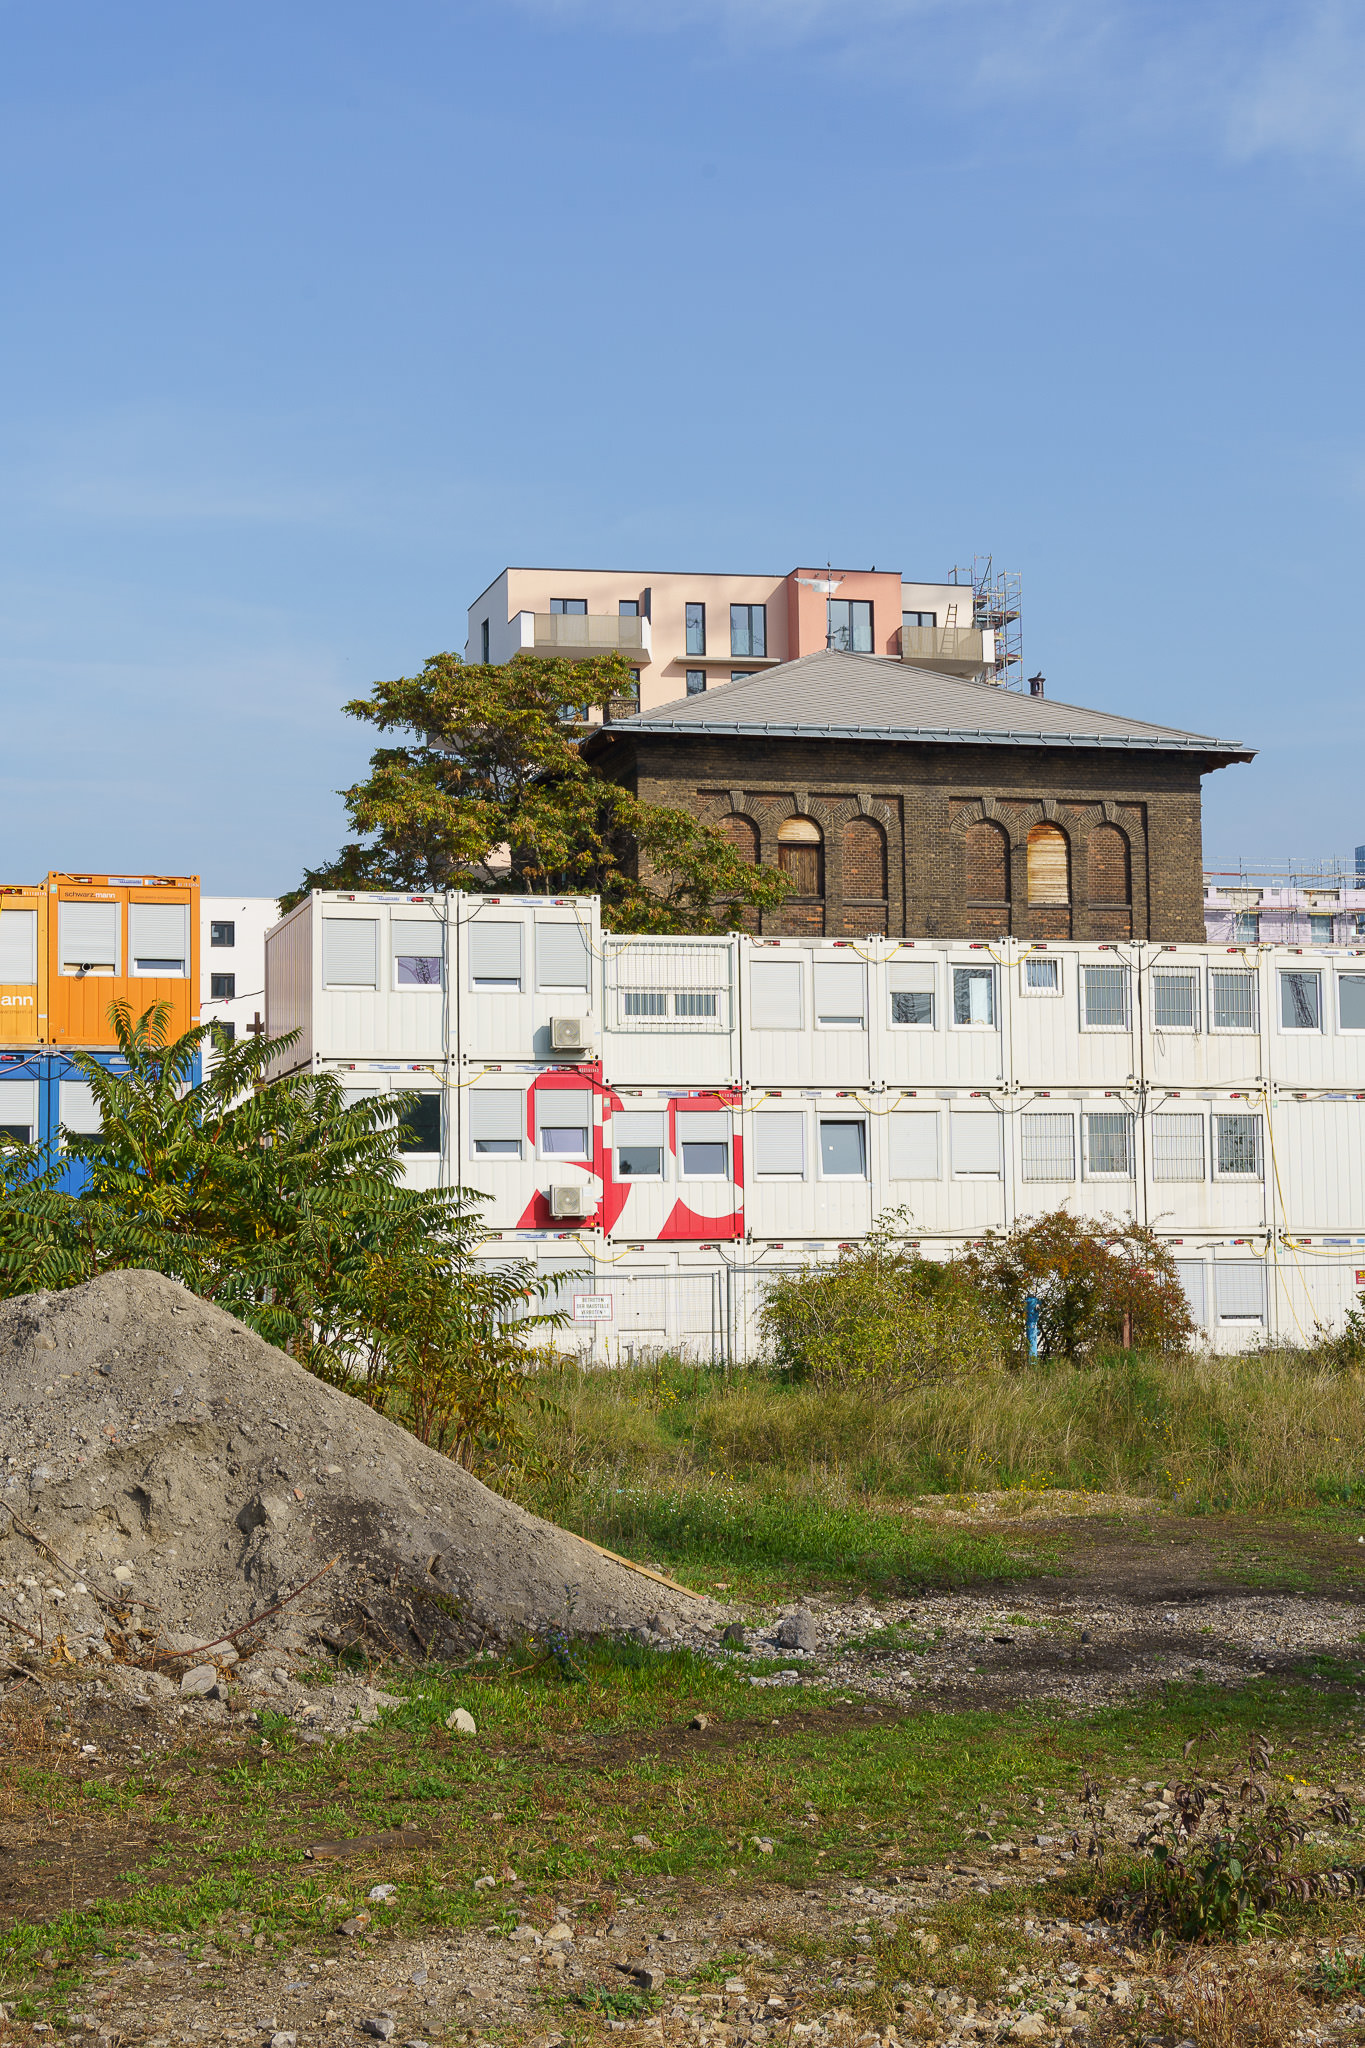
719,813,759,863
1088,825,1131,905
777,817,822,896
1026,823,1069,905
964,820,1008,903
843,818,886,899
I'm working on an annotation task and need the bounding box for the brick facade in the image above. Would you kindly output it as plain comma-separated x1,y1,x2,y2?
594,733,1216,943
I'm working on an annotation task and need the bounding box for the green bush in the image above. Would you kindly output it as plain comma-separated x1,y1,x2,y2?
758,1210,1003,1388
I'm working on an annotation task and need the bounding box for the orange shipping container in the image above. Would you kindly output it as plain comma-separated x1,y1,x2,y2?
45,872,199,1048
0,884,47,1045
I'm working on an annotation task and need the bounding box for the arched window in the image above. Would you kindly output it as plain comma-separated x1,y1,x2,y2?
964,819,1009,904
1089,824,1131,905
1027,822,1069,904
843,817,886,900
719,813,759,864
777,816,823,896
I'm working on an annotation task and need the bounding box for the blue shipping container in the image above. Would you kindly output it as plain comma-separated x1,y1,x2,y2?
0,1047,201,1194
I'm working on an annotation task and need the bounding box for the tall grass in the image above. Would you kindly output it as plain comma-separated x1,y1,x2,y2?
525,1349,1365,1518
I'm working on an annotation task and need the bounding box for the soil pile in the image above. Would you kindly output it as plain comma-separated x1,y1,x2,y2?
0,1270,710,1664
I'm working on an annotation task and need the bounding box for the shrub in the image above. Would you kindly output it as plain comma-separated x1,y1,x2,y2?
759,1209,1003,1388
959,1210,1194,1362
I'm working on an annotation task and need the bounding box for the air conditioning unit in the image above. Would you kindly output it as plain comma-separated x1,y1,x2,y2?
550,1015,593,1056
550,1185,594,1221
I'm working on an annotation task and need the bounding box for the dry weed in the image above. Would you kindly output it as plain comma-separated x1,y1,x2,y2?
1151,1959,1310,2046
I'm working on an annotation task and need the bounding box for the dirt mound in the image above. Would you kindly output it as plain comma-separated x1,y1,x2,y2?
0,1270,710,1664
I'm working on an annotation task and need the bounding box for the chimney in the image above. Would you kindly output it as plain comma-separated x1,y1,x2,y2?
1028,672,1046,698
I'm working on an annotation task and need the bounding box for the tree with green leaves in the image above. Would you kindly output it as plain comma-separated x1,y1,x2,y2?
0,1004,567,1476
289,649,791,932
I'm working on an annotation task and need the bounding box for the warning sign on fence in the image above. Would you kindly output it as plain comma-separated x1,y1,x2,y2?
573,1293,613,1323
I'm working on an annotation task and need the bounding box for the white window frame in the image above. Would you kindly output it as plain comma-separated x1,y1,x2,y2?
816,1116,869,1181
1082,1109,1135,1179
1150,1112,1206,1183
888,1108,941,1180
951,964,997,1030
468,1089,524,1162
535,1090,593,1163
888,961,936,1029
1208,966,1259,1034
391,919,444,992
1149,967,1200,1034
751,1110,807,1180
1278,968,1323,1033
614,1109,667,1182
1212,1111,1264,1181
950,1108,1003,1180
1080,962,1131,1032
1338,973,1365,1033
1021,954,1062,997
749,958,804,1031
1019,1111,1076,1183
676,1111,730,1182
813,960,867,1032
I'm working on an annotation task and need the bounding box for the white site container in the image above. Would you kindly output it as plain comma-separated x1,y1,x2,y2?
1263,950,1365,1091
264,891,450,1073
742,1088,877,1244
601,1087,745,1243
739,939,876,1088
456,893,601,1065
874,942,1012,1093
602,935,740,1089
1266,1096,1365,1234
459,1067,605,1232
1139,945,1270,1092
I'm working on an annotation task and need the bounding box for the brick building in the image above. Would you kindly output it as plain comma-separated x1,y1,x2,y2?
584,651,1253,942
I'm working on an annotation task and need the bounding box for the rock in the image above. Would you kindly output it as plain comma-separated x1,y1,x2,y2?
776,1608,818,1652
337,1912,371,1937
630,1833,655,1850
721,1624,746,1647
112,1566,134,1584
368,1884,397,1902
269,2033,297,2048
750,1836,774,1854
689,1713,711,1731
445,1707,477,1735
545,1923,573,1946
181,1665,218,1696
360,2019,396,2041
629,1964,664,1992
1008,2018,1046,2041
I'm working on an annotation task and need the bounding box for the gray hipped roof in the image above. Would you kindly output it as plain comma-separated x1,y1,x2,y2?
587,651,1253,757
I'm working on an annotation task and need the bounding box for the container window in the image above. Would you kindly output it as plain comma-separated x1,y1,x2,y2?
681,1141,728,1177
1023,955,1060,994
398,1093,442,1154
753,1111,805,1177
209,921,235,948
615,1110,666,1179
889,961,935,1026
467,920,522,990
1020,1112,1075,1181
0,1079,37,1147
1175,1260,1208,1327
468,1089,524,1160
1084,1110,1133,1177
1214,1112,1262,1178
1210,968,1258,1032
59,1079,102,1137
623,990,668,1017
1082,964,1130,1029
537,920,591,991
674,990,719,1018
58,901,120,977
392,919,443,988
1279,969,1322,1030
888,1109,940,1179
750,959,803,1029
130,903,189,977
1151,1113,1205,1180
1151,970,1199,1031
0,910,38,982
819,1119,867,1178
813,961,866,1029
951,1109,1002,1176
322,918,379,989
952,966,996,1026
1215,1261,1266,1322
536,1088,592,1160
1340,975,1365,1030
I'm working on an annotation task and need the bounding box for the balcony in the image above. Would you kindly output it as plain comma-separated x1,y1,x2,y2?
900,624,989,678
512,611,652,664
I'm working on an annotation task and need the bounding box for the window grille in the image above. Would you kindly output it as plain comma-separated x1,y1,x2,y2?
1210,968,1257,1031
1215,1113,1262,1176
1151,970,1198,1031
1151,1113,1204,1180
1024,956,1059,993
1085,1111,1133,1176
1020,1113,1075,1181
1082,964,1129,1029
608,941,732,1030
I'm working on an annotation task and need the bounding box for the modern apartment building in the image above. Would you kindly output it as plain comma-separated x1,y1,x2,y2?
201,896,280,1068
464,563,1009,713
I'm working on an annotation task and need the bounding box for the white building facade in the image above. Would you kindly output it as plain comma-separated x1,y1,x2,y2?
201,897,279,1069
265,890,1365,1359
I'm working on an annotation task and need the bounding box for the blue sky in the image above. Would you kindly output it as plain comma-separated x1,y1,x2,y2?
1,0,1361,893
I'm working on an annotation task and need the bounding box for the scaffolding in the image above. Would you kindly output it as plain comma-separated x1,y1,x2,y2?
1204,854,1365,892
949,554,1022,688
